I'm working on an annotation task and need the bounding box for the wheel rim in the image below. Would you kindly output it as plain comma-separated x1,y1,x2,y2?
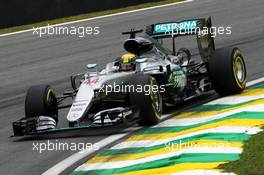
46,89,57,115
152,91,161,112
150,78,162,115
233,56,246,83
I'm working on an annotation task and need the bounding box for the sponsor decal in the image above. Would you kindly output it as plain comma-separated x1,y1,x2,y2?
70,108,83,112
84,77,99,85
154,20,199,34
72,103,86,107
169,69,187,89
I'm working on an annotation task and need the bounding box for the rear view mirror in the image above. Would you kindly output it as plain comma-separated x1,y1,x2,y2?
135,58,147,63
86,64,97,69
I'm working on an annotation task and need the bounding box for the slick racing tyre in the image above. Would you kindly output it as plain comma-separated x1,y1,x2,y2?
209,47,247,96
25,85,58,122
129,74,162,126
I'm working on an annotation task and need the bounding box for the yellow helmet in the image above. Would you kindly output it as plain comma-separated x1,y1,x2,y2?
121,53,136,64
120,53,136,71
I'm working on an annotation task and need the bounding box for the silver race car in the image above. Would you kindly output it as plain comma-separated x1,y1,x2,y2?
12,17,247,136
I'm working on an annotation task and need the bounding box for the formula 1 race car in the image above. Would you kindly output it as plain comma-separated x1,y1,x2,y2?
12,17,247,136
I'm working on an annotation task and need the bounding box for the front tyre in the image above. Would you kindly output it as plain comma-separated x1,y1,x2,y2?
209,47,247,95
129,74,162,126
25,85,58,122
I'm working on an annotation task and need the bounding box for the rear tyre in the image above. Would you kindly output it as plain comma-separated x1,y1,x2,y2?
129,74,162,126
209,47,247,95
25,85,58,122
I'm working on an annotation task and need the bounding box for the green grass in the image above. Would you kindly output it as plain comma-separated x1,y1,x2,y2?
0,0,183,35
219,128,264,175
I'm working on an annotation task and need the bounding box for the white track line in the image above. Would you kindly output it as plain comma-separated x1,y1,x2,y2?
0,0,193,38
247,77,264,87
42,110,182,174
42,127,141,175
42,111,178,175
43,76,264,174
205,95,264,105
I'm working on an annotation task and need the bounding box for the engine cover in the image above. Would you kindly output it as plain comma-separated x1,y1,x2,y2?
123,37,153,54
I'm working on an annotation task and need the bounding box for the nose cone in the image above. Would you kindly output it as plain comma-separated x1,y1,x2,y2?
66,83,94,122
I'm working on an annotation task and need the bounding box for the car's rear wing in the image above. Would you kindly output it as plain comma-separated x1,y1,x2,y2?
146,17,215,61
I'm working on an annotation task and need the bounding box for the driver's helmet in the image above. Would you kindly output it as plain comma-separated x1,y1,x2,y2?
119,53,137,71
